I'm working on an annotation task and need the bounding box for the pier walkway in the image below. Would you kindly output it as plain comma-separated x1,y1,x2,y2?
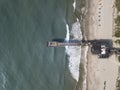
47,40,90,47
47,39,120,58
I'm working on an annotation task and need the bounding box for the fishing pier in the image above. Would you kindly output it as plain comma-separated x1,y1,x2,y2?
47,40,91,47
47,39,120,58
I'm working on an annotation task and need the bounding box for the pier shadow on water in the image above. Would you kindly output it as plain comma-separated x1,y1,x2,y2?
52,38,81,43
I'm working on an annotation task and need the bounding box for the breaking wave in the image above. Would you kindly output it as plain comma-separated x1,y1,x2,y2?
73,0,76,12
65,19,82,81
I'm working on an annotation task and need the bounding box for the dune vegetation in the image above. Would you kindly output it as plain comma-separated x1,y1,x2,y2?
115,0,120,12
114,0,120,37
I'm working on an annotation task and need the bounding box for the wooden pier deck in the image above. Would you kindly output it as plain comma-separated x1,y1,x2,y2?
47,41,82,47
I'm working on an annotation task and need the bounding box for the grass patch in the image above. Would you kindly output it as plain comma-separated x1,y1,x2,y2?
116,67,120,90
115,16,120,25
115,0,120,12
118,56,120,62
114,0,120,37
115,39,120,44
116,79,120,90
116,81,120,90
115,30,120,37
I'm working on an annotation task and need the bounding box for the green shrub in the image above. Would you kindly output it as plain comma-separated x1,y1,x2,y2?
115,39,120,44
115,16,120,25
115,30,120,37
118,56,120,62
114,0,120,37
115,0,120,11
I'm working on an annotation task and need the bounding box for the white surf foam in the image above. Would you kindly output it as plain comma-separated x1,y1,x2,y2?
66,46,81,81
73,0,76,12
65,24,70,49
65,20,82,81
65,24,70,41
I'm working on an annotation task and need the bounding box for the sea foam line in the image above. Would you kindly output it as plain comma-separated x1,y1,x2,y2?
65,20,82,82
65,23,70,50
73,0,76,12
65,24,70,41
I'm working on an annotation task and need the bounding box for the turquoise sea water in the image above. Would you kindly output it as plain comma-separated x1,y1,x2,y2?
0,0,85,90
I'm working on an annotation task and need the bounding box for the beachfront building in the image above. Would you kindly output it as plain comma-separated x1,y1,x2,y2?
90,39,112,58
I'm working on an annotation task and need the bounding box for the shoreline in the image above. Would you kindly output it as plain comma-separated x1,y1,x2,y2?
84,0,119,90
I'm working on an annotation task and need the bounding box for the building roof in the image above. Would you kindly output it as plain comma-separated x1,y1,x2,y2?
91,40,112,58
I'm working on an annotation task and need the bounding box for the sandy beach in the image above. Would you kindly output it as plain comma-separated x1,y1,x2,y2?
85,0,119,90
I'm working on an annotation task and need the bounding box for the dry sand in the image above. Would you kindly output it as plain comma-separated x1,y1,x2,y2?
85,0,119,90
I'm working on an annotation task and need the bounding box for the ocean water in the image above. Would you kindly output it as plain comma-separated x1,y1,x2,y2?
0,0,85,90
